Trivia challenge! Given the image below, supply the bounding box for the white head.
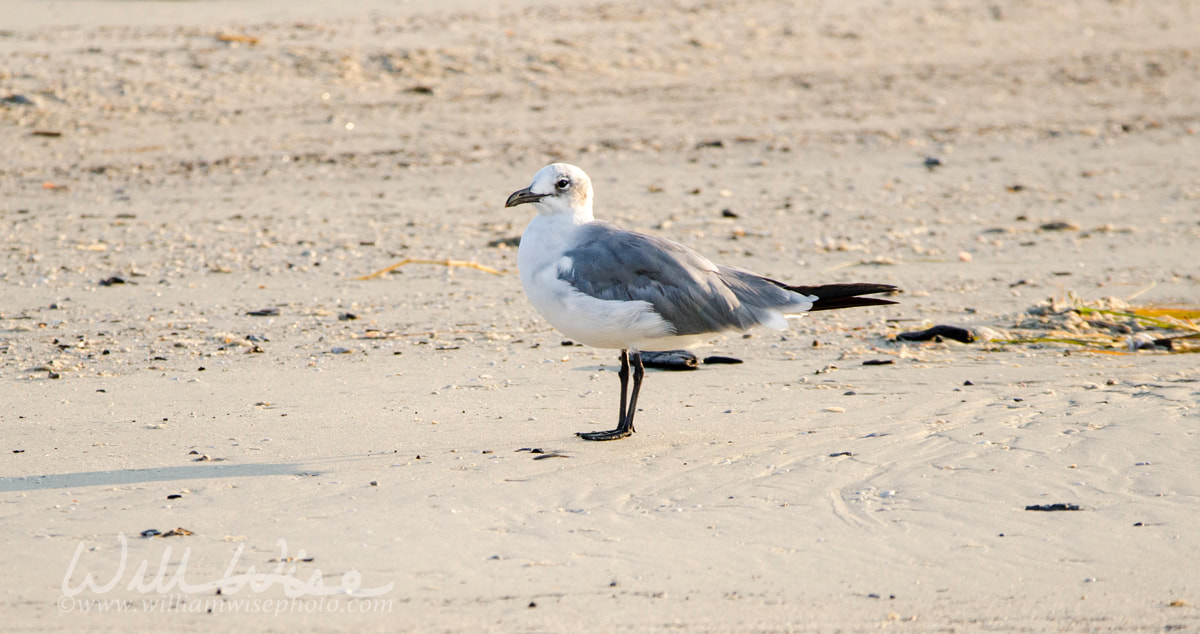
[505,163,594,221]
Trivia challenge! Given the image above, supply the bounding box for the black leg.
[617,349,629,425]
[624,351,644,433]
[577,349,639,441]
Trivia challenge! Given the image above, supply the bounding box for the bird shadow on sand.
[0,453,395,492]
[0,462,310,492]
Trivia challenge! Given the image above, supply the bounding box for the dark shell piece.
[640,350,699,370]
[896,325,976,343]
[703,355,744,365]
[1025,503,1082,512]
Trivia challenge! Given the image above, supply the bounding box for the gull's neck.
[537,203,594,227]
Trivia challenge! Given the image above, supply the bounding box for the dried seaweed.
[990,292,1200,354]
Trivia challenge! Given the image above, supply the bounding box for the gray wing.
[559,223,807,336]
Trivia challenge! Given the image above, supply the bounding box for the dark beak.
[505,187,545,208]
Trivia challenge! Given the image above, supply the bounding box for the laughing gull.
[506,163,899,441]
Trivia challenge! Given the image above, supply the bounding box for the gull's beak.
[505,187,545,208]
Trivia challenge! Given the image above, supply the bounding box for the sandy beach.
[2,0,1199,630]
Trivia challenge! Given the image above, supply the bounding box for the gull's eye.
[555,178,571,190]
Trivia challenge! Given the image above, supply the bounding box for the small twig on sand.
[356,258,505,280]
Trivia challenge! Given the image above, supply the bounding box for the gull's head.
[505,163,593,220]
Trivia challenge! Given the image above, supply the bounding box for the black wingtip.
[807,296,899,311]
[782,283,901,312]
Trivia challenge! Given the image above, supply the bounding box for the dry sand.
[2,0,1199,631]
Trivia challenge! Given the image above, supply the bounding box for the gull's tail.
[783,283,900,312]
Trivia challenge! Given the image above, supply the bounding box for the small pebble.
[2,93,36,106]
[1039,221,1080,231]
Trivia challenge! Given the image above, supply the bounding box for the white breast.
[518,216,673,350]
